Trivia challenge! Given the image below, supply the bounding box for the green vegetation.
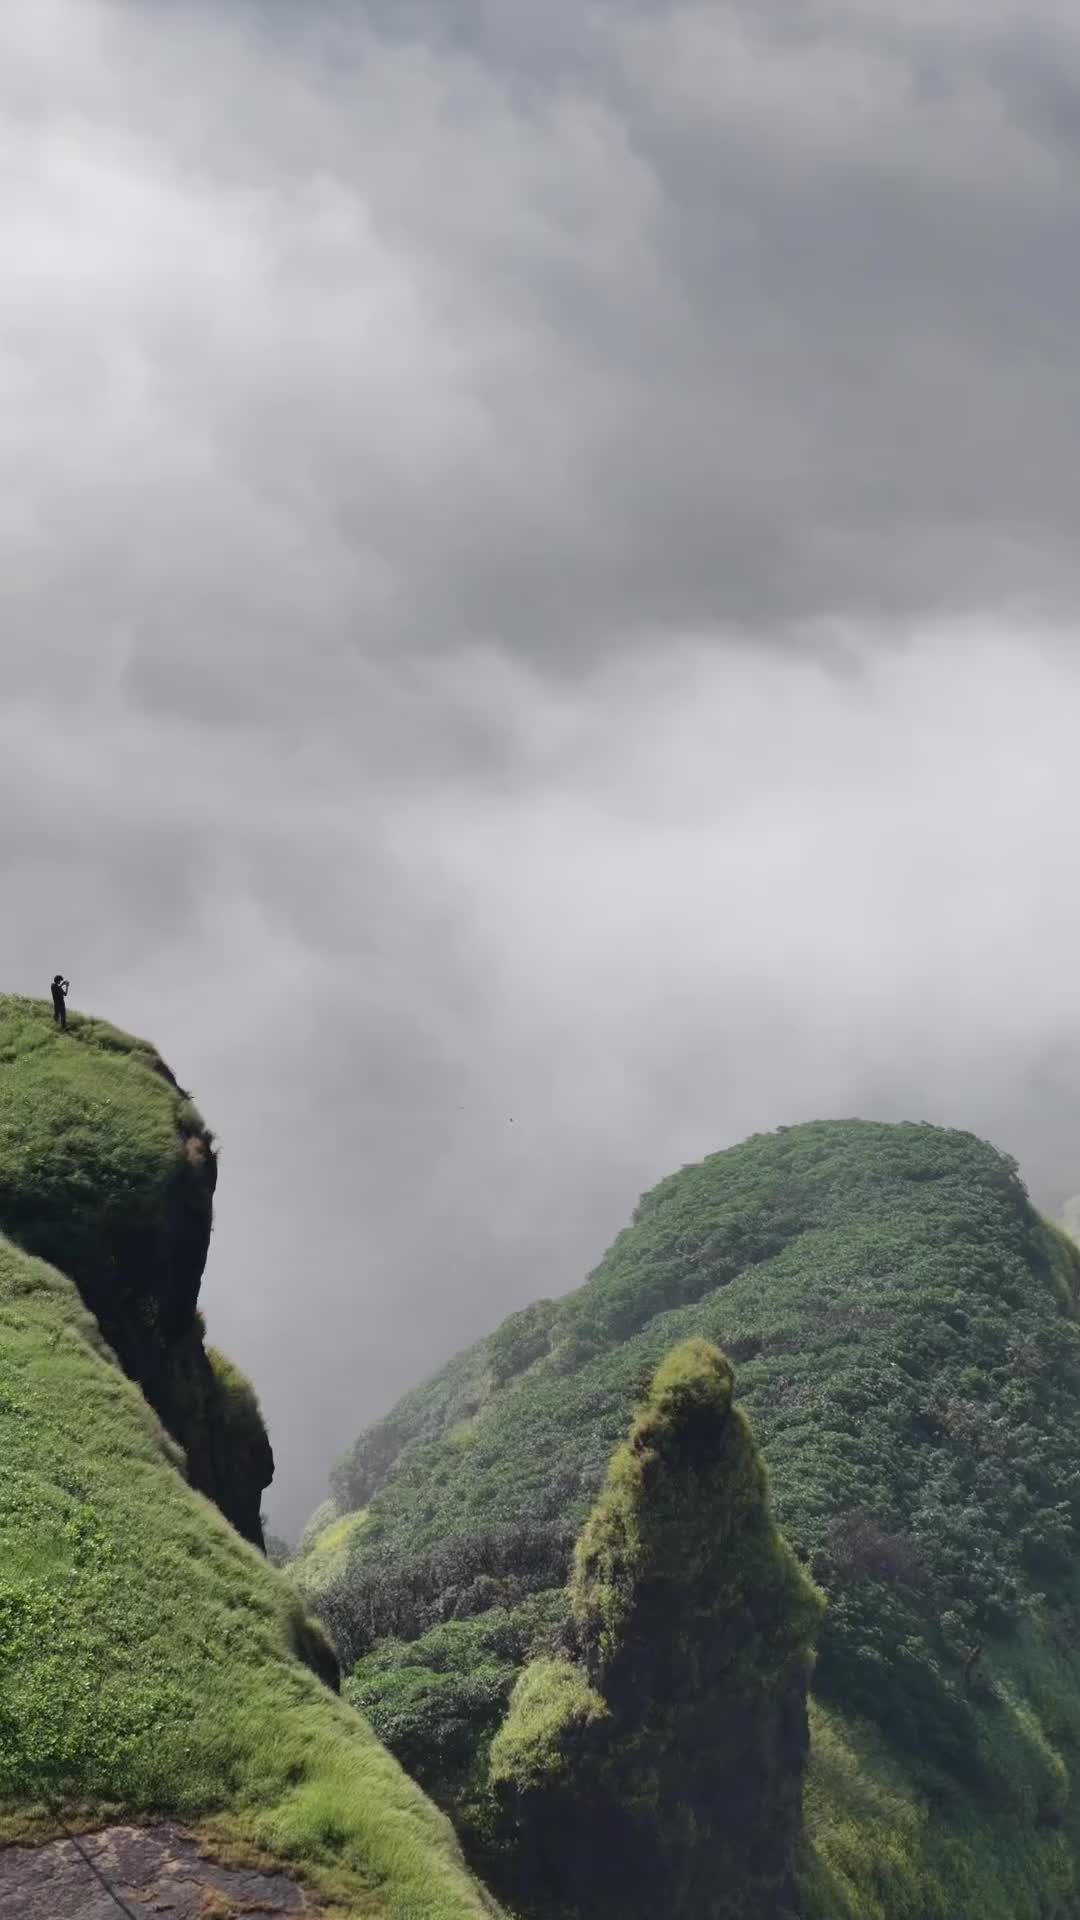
[15,982,1080,1916]
[202,1346,277,1546]
[298,1508,371,1597]
[0,995,503,1919]
[349,1596,570,1878]
[0,1240,500,1916]
[308,1120,1080,1917]
[349,1347,820,1919]
[0,996,205,1321]
[485,1341,822,1919]
[489,1660,608,1793]
[0,995,270,1543]
[206,1347,266,1455]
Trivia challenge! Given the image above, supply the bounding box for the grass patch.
[206,1348,268,1455]
[293,1511,371,1598]
[488,1660,608,1792]
[0,995,203,1287]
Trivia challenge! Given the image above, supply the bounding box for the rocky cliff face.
[0,996,272,1545]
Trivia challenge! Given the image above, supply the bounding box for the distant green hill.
[298,1120,1080,1919]
[0,997,502,1920]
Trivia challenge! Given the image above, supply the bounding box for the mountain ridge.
[298,1118,1080,1918]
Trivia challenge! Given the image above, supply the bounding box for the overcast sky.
[6,1,1080,1536]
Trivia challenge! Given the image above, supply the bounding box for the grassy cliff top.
[0,994,211,1305]
[0,992,201,1178]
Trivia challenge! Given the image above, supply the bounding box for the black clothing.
[51,979,68,1029]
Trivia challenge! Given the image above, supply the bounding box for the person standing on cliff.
[51,974,69,1030]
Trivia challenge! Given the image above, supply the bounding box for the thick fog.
[4,2,1080,1535]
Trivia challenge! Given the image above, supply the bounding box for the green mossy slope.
[309,1120,1080,1917]
[0,1241,501,1917]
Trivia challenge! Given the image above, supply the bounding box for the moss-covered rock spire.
[489,1338,824,1920]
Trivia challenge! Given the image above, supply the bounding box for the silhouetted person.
[51,975,69,1030]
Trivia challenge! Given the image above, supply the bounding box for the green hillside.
[0,996,503,1920]
[300,1120,1080,1918]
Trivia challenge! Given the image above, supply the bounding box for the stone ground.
[0,1823,323,1918]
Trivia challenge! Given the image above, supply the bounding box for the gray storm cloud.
[3,0,1080,1532]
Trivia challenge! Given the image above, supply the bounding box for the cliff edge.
[0,994,503,1920]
